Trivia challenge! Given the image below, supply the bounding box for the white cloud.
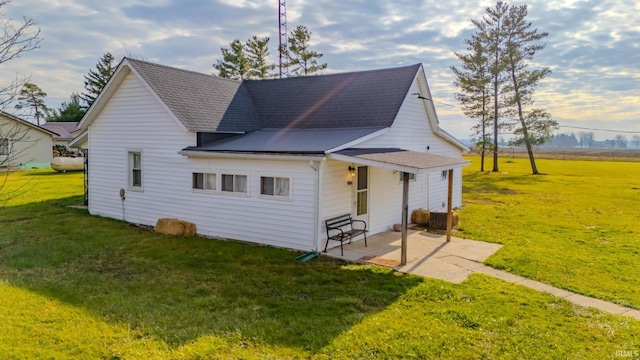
[0,0,637,139]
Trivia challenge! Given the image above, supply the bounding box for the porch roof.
[329,148,470,174]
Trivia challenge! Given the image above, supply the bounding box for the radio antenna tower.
[278,0,289,78]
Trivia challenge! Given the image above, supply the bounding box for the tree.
[81,52,115,108]
[501,4,557,174]
[46,93,85,122]
[578,131,595,148]
[285,25,327,76]
[245,36,275,79]
[615,135,627,148]
[0,0,42,110]
[631,135,640,149]
[213,39,251,80]
[15,82,49,125]
[452,35,493,171]
[471,2,509,172]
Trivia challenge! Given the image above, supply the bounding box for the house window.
[399,172,416,182]
[221,174,247,194]
[193,173,216,191]
[260,176,290,199]
[129,151,142,188]
[441,170,448,181]
[0,138,9,156]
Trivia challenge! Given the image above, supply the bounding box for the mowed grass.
[1,169,640,358]
[460,156,640,308]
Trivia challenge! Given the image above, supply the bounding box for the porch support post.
[446,168,453,242]
[401,172,409,265]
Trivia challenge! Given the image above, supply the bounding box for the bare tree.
[631,135,640,149]
[0,0,42,110]
[0,0,42,204]
[578,131,595,148]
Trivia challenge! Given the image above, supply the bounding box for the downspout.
[309,160,321,252]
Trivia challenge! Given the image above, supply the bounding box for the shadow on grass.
[0,197,423,352]
[462,171,549,195]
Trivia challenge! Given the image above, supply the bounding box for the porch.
[324,229,503,283]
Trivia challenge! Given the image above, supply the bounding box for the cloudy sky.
[1,0,638,140]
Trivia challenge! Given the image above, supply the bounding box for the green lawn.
[460,156,640,308]
[1,168,639,358]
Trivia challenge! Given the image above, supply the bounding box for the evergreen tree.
[81,52,115,108]
[502,4,557,174]
[46,93,85,122]
[471,1,509,172]
[286,25,327,76]
[245,36,276,79]
[15,82,49,125]
[213,39,251,80]
[451,35,492,171]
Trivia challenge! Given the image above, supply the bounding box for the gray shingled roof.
[126,58,420,132]
[244,64,420,129]
[126,58,261,132]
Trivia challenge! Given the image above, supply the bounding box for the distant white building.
[0,111,54,169]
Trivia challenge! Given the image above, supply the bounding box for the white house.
[71,58,469,252]
[0,111,54,169]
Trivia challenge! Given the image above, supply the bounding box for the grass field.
[460,156,640,308]
[1,168,640,358]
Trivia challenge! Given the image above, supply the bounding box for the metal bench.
[324,214,367,256]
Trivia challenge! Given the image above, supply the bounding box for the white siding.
[318,159,428,250]
[88,72,317,251]
[0,115,52,168]
[353,72,464,209]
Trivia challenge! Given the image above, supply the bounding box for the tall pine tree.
[15,82,49,125]
[451,34,492,171]
[81,52,115,108]
[213,39,251,80]
[471,2,509,172]
[502,4,557,174]
[286,25,327,76]
[245,36,275,79]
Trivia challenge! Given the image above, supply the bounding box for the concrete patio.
[324,229,640,320]
[325,229,503,283]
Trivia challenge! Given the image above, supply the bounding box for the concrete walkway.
[325,229,640,320]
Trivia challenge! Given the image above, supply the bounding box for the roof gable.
[0,111,56,137]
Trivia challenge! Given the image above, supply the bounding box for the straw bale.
[411,209,430,225]
[155,218,197,237]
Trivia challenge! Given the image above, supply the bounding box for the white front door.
[353,165,369,224]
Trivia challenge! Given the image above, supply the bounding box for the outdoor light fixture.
[348,166,356,177]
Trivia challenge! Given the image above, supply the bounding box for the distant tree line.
[541,132,640,149]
